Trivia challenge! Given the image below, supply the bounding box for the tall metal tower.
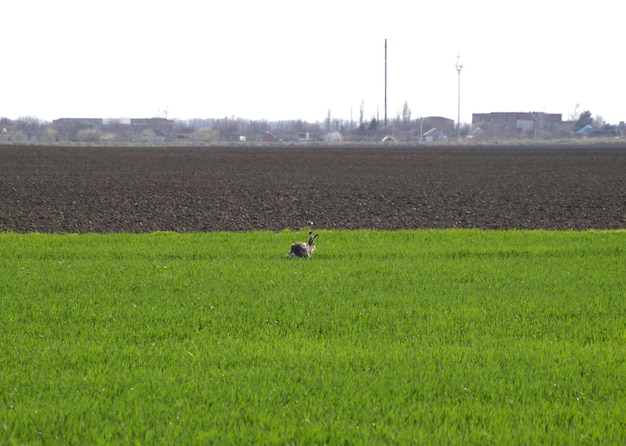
[455,54,463,139]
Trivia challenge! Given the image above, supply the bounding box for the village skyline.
[2,1,624,128]
[2,108,622,144]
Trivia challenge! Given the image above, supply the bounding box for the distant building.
[52,118,103,127]
[421,116,455,134]
[472,112,565,138]
[412,116,454,142]
[298,132,312,142]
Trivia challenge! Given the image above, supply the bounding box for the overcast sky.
[2,0,624,125]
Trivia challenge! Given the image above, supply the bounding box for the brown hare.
[287,231,318,259]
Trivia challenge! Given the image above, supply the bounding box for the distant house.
[576,124,595,135]
[422,127,448,142]
[262,131,276,142]
[468,127,485,139]
[576,124,621,137]
[324,131,343,142]
[298,132,312,142]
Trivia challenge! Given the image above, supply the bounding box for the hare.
[288,231,318,258]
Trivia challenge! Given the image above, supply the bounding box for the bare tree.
[595,115,606,128]
[568,103,580,122]
[359,99,365,128]
[16,116,43,140]
[326,109,332,133]
[402,101,411,123]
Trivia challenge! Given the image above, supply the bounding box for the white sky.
[2,0,624,124]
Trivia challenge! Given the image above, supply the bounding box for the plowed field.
[1,144,624,232]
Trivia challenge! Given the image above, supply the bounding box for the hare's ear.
[313,234,318,241]
[308,231,314,243]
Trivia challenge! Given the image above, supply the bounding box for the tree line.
[0,103,440,143]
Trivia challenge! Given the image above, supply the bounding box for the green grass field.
[1,229,624,444]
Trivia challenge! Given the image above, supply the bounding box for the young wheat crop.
[0,230,624,444]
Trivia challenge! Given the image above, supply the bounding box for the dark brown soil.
[1,144,624,232]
